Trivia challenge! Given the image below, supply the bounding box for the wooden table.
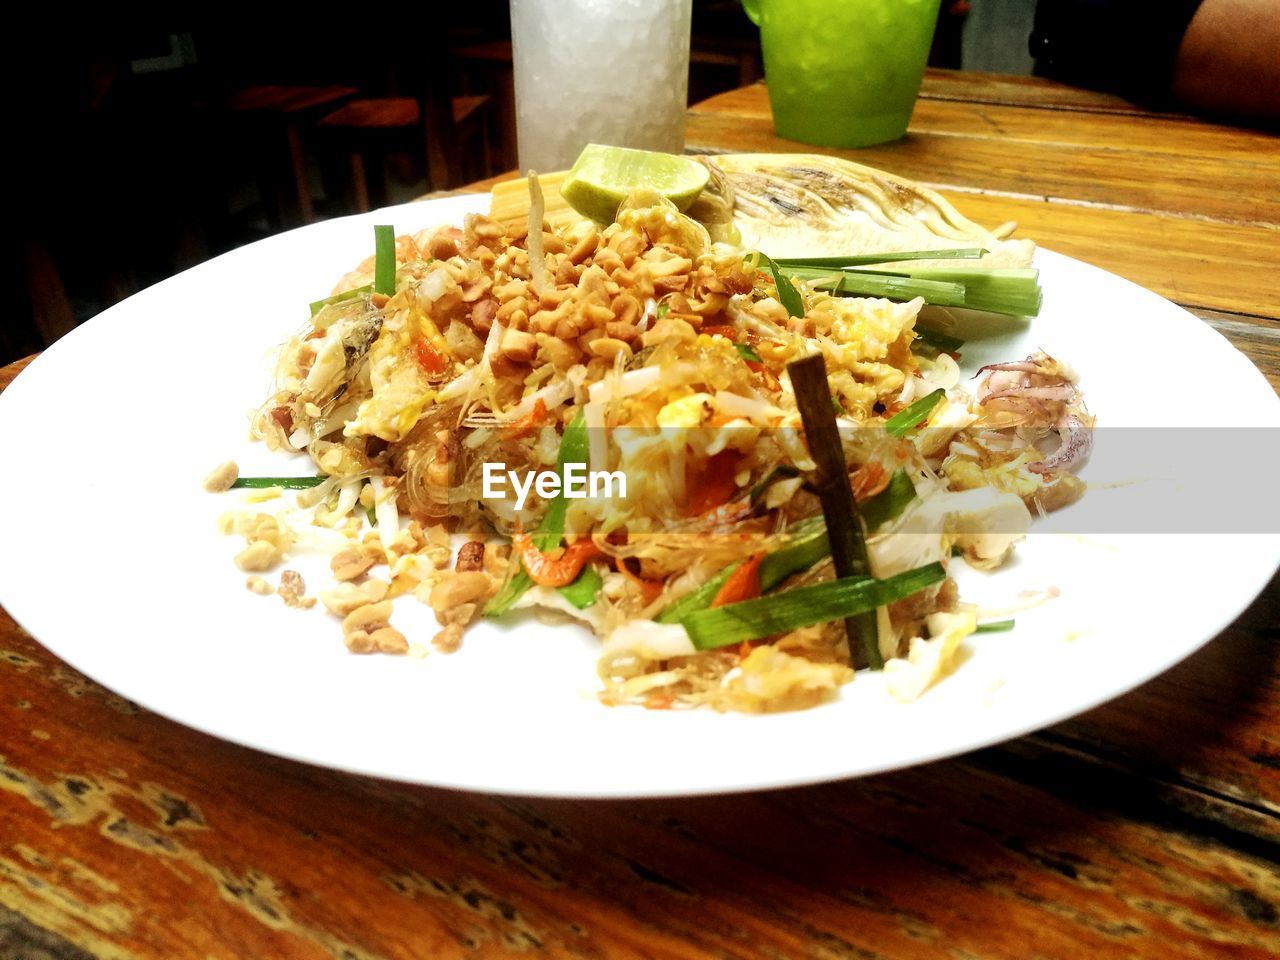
[3,70,1278,959]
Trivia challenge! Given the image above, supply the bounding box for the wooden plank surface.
[916,69,1186,115]
[1195,310,1280,393]
[706,81,1280,169]
[0,355,33,392]
[2,619,1278,960]
[4,69,1280,959]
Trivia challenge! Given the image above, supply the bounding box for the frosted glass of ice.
[511,0,693,173]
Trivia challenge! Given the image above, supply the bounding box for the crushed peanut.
[428,572,494,623]
[234,540,281,572]
[320,579,390,616]
[455,541,485,572]
[331,549,377,582]
[342,601,392,635]
[432,623,464,653]
[369,627,409,654]
[203,460,239,493]
[484,543,512,578]
[388,520,428,558]
[344,631,375,653]
[277,570,315,609]
[340,601,401,655]
[245,576,273,596]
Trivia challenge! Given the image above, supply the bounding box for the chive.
[757,525,828,591]
[885,389,944,438]
[754,252,805,318]
[974,618,1015,634]
[656,302,670,319]
[485,411,589,616]
[558,565,604,609]
[789,354,880,668]
[533,412,588,553]
[851,265,1043,317]
[785,262,1042,318]
[373,224,396,297]
[484,568,529,616]
[858,469,917,531]
[231,476,327,490]
[913,326,965,354]
[681,563,945,650]
[832,395,845,414]
[365,503,377,526]
[735,342,763,363]
[776,248,986,268]
[655,565,737,624]
[309,284,372,317]
[789,266,968,306]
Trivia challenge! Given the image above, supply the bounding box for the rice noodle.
[507,379,575,420]
[714,390,783,423]
[439,319,505,410]
[526,172,550,294]
[370,476,400,560]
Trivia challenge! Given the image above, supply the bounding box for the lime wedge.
[559,144,710,224]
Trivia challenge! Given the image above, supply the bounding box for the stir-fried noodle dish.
[208,150,1093,713]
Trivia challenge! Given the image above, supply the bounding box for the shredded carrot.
[415,339,446,376]
[851,461,890,501]
[644,693,674,710]
[712,551,765,607]
[617,558,664,605]
[501,398,549,441]
[701,324,739,341]
[686,450,742,516]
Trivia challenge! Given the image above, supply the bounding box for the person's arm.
[1030,0,1280,121]
[1172,0,1280,119]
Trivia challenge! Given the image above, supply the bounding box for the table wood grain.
[3,70,1278,959]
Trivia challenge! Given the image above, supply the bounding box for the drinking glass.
[742,0,941,148]
[511,0,693,173]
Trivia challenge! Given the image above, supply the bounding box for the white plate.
[2,195,1278,798]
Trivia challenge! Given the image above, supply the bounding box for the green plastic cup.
[742,0,941,148]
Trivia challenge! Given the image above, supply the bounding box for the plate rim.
[2,194,1278,798]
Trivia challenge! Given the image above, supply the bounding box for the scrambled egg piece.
[720,646,853,713]
[884,611,977,702]
[812,296,922,417]
[345,311,436,442]
[657,392,713,429]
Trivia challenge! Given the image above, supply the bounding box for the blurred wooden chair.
[223,84,358,225]
[316,89,493,211]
